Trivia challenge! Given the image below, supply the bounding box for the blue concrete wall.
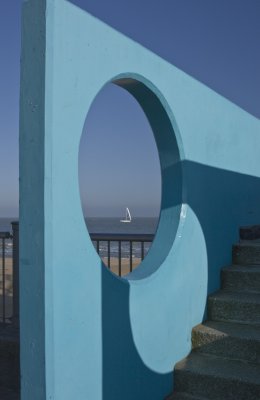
[19,1,260,399]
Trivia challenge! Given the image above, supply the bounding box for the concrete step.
[208,290,260,325]
[167,392,208,400]
[232,243,260,265]
[221,265,260,293]
[174,352,260,400]
[240,225,260,241]
[192,321,260,363]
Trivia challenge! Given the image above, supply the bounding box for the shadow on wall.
[102,266,172,400]
[183,160,260,294]
[101,161,260,400]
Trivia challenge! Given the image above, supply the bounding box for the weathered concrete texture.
[0,356,19,391]
[221,265,260,293]
[192,321,260,363]
[0,325,20,396]
[167,392,207,400]
[0,387,19,400]
[208,290,260,325]
[232,243,260,265]
[0,326,19,359]
[240,225,260,240]
[174,353,260,400]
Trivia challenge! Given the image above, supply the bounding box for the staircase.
[168,226,260,400]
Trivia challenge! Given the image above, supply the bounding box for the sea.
[0,217,158,259]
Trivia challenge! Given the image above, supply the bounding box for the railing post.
[12,221,19,327]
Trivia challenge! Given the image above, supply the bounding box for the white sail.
[126,207,131,221]
[120,207,132,223]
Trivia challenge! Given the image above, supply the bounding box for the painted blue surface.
[19,1,260,399]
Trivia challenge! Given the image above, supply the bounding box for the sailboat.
[120,207,132,223]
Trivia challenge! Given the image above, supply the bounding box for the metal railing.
[0,222,19,326]
[91,233,154,276]
[0,231,12,325]
[0,223,154,324]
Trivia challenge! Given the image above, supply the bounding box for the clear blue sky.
[0,0,259,217]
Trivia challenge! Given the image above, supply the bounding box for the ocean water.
[86,217,158,258]
[86,217,158,235]
[0,217,159,259]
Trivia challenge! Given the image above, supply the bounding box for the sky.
[0,0,259,217]
[79,83,161,217]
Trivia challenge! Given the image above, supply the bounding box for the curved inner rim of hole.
[79,77,182,279]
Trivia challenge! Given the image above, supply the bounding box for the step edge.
[192,323,260,340]
[222,267,260,273]
[167,392,209,400]
[208,290,260,302]
[175,353,260,384]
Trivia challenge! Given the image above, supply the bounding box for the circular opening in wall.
[79,76,182,279]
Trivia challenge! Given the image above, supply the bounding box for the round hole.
[79,76,182,279]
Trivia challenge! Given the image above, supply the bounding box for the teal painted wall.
[19,1,260,399]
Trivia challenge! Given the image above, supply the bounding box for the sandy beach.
[102,256,141,276]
